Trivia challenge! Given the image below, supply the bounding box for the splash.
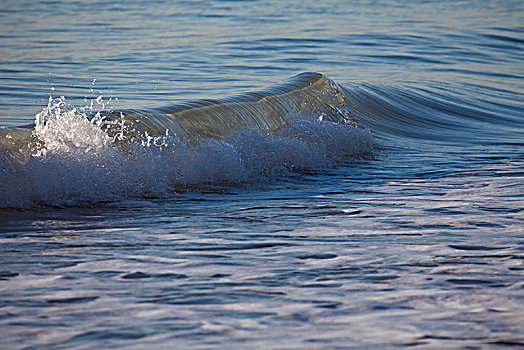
[0,74,374,208]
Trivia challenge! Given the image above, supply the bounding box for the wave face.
[0,73,374,208]
[100,72,357,142]
[341,83,523,147]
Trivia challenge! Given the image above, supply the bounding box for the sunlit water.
[1,0,523,349]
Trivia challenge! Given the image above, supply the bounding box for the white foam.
[0,97,374,208]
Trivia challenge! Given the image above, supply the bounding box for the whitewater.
[1,73,374,207]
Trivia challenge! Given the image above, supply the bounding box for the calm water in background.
[1,0,523,349]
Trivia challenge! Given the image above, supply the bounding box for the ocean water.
[1,0,523,348]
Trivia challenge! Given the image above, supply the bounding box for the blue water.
[1,0,523,348]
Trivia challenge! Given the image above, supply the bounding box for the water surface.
[1,0,523,348]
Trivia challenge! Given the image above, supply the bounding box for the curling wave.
[0,73,374,208]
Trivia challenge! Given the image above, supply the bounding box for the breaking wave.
[0,73,374,208]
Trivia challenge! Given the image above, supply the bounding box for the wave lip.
[0,73,374,208]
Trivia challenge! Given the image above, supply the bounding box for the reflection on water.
[1,158,523,348]
[0,0,523,348]
[1,0,522,126]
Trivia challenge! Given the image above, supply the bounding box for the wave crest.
[0,74,374,208]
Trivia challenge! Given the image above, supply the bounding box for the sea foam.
[0,96,374,208]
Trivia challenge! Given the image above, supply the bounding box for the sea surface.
[1,0,523,348]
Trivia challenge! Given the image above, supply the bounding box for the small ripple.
[449,245,507,251]
[446,278,504,286]
[486,340,524,346]
[68,330,147,342]
[0,272,18,280]
[47,296,98,304]
[121,272,187,280]
[295,253,337,260]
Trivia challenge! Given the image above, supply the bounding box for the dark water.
[1,0,523,348]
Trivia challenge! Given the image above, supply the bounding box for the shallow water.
[1,0,523,349]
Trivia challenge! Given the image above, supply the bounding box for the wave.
[0,73,374,208]
[100,72,358,142]
[342,82,523,145]
[3,71,519,208]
